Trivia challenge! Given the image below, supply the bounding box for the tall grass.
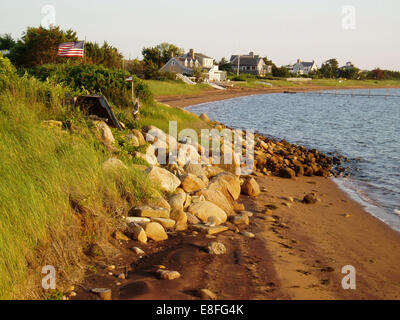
[0,77,156,299]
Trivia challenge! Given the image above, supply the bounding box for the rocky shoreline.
[70,111,351,300]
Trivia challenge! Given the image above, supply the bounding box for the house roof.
[182,52,212,60]
[300,61,315,67]
[230,55,263,66]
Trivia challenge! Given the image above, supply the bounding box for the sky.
[1,0,399,70]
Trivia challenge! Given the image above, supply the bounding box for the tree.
[142,42,184,69]
[218,57,232,73]
[85,41,123,69]
[370,68,384,80]
[0,34,16,50]
[272,65,289,78]
[9,26,78,68]
[319,58,339,78]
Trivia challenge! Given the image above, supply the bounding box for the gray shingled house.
[230,52,270,76]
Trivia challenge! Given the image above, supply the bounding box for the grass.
[145,79,210,96]
[0,78,158,299]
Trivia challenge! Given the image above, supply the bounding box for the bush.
[25,63,153,107]
[0,53,17,91]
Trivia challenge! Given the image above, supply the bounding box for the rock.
[265,216,276,222]
[151,197,171,211]
[94,121,115,146]
[130,224,147,243]
[240,211,253,217]
[132,129,146,146]
[264,209,273,216]
[151,217,176,229]
[156,270,181,280]
[204,166,225,179]
[126,134,140,147]
[190,224,229,235]
[168,193,187,211]
[303,193,318,204]
[125,217,151,225]
[282,202,292,208]
[186,212,200,225]
[199,113,211,122]
[184,163,208,184]
[230,213,250,226]
[91,288,112,300]
[134,149,159,166]
[170,209,188,231]
[146,166,181,193]
[197,289,217,300]
[208,173,241,202]
[132,247,145,255]
[241,177,261,197]
[177,144,201,167]
[240,231,255,238]
[207,242,226,255]
[129,205,170,219]
[205,216,222,227]
[107,265,116,271]
[103,158,127,171]
[279,167,296,179]
[282,196,294,202]
[118,273,126,280]
[114,231,130,241]
[233,203,245,211]
[144,222,168,241]
[196,189,235,216]
[180,173,207,193]
[188,201,227,225]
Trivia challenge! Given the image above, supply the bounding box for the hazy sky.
[1,0,399,70]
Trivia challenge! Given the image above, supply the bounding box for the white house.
[160,49,227,82]
[290,59,318,75]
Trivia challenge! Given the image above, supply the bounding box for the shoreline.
[153,87,400,299]
[155,84,400,108]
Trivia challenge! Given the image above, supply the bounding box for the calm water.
[187,89,400,232]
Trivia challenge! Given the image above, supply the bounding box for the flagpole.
[83,36,86,64]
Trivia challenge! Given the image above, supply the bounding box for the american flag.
[57,41,85,57]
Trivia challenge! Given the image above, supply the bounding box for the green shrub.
[0,53,17,91]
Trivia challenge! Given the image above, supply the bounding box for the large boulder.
[168,192,190,211]
[279,167,296,179]
[180,173,207,193]
[146,166,181,193]
[170,208,188,231]
[132,129,146,146]
[208,173,241,202]
[134,150,159,166]
[241,177,260,197]
[129,224,147,243]
[199,113,210,122]
[184,163,209,184]
[129,205,170,219]
[94,121,115,147]
[195,189,235,216]
[143,222,168,241]
[188,201,227,225]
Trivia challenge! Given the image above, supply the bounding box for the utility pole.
[237,55,240,76]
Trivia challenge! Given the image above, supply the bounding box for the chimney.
[297,59,302,63]
[249,51,254,57]
[171,51,174,58]
[189,49,195,60]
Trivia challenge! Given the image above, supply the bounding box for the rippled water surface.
[187,89,400,232]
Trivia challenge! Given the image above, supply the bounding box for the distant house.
[290,59,318,75]
[230,52,270,76]
[341,61,355,70]
[160,49,227,82]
